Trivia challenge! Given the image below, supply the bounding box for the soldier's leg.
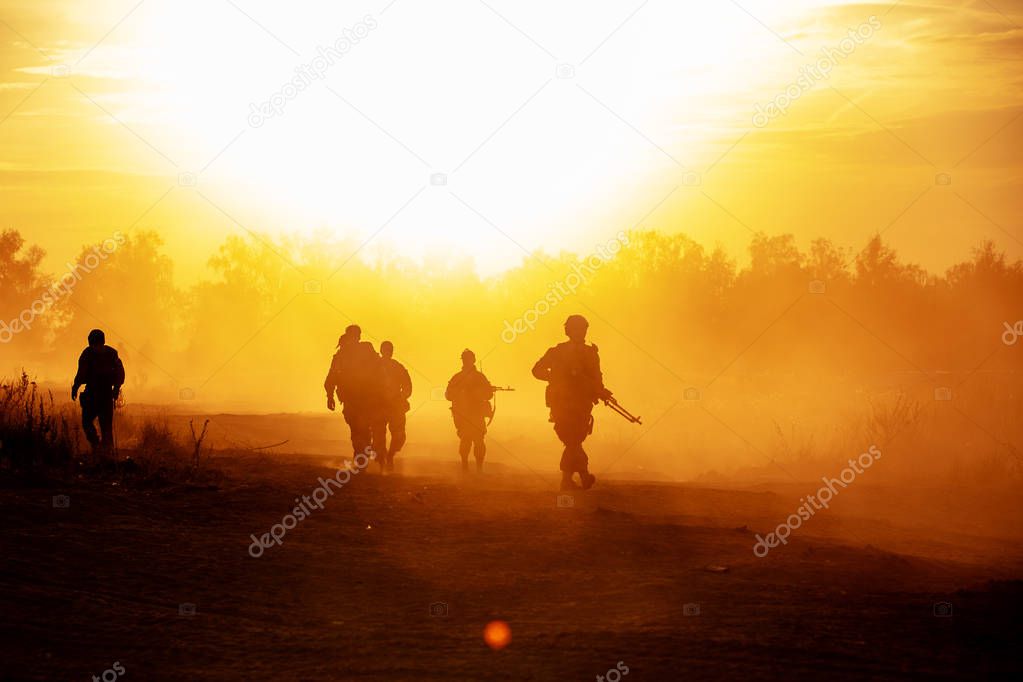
[389,410,407,455]
[378,416,391,470]
[474,439,486,471]
[554,420,584,472]
[370,418,384,455]
[454,415,470,470]
[452,413,468,472]
[345,406,371,457]
[575,413,593,473]
[578,453,594,484]
[356,416,373,459]
[552,412,571,471]
[557,409,594,488]
[98,397,115,453]
[576,411,596,489]
[342,407,355,450]
[80,397,100,451]
[370,416,387,470]
[342,409,356,454]
[385,410,405,473]
[377,415,390,454]
[473,417,486,471]
[553,414,578,488]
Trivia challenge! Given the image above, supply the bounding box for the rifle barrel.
[604,398,642,424]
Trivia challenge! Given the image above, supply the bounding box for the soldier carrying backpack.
[71,329,125,456]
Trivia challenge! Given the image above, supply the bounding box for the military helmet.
[564,315,589,334]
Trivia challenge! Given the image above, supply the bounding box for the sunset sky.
[1,0,1021,278]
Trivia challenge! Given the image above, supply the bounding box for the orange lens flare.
[483,620,511,650]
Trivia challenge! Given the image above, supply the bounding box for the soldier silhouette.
[324,325,381,459]
[445,349,494,472]
[375,340,412,472]
[71,329,125,456]
[532,314,611,490]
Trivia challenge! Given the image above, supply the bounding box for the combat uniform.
[73,344,125,453]
[532,340,607,479]
[445,366,494,470]
[378,356,412,467]
[325,340,380,457]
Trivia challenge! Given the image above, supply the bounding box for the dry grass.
[1,372,220,486]
[0,372,78,471]
[111,415,221,487]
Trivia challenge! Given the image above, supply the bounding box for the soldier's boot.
[386,449,396,473]
[573,444,595,489]
[560,472,580,491]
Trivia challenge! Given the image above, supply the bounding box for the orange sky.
[1,0,1021,278]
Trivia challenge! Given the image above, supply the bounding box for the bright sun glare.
[78,0,815,272]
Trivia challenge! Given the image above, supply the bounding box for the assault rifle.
[602,395,642,425]
[487,386,514,425]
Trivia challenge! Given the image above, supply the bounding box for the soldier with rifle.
[532,314,641,491]
[445,349,499,473]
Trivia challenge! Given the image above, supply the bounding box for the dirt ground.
[1,453,1021,681]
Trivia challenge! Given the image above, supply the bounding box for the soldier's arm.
[531,348,554,381]
[400,365,412,399]
[72,349,87,398]
[591,346,612,400]
[111,351,125,398]
[478,373,495,399]
[444,374,458,401]
[323,354,340,396]
[113,352,125,387]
